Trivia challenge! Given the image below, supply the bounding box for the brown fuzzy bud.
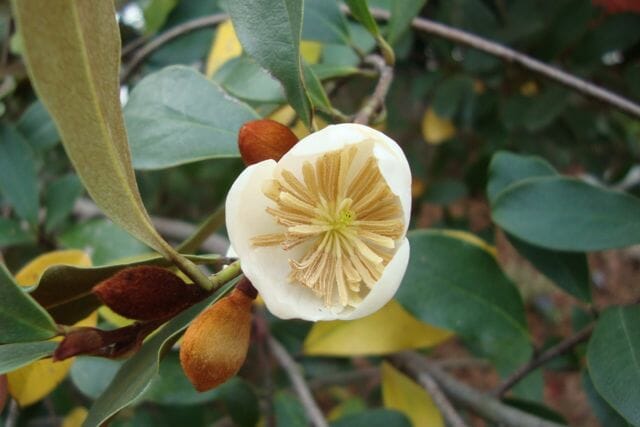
[0,375,7,414]
[180,286,255,391]
[93,266,209,321]
[238,119,299,165]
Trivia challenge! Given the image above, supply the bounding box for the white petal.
[340,238,410,320]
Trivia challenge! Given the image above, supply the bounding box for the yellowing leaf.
[205,20,243,77]
[440,230,497,258]
[8,250,96,406]
[61,407,88,427]
[422,108,455,145]
[382,362,444,427]
[15,250,91,286]
[300,40,322,64]
[303,300,452,356]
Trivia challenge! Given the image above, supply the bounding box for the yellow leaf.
[61,407,88,427]
[15,250,91,286]
[440,230,497,258]
[300,40,322,64]
[382,362,444,427]
[303,300,452,356]
[8,250,96,407]
[205,20,242,77]
[422,108,455,145]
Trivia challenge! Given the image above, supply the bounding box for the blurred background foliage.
[1,0,640,426]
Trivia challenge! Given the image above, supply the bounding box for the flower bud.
[93,266,209,321]
[180,282,255,391]
[238,119,299,165]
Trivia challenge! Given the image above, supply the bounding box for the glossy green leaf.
[0,125,39,225]
[0,218,35,248]
[213,56,285,104]
[143,0,178,35]
[387,0,426,46]
[59,219,148,266]
[70,357,122,400]
[303,0,351,44]
[13,0,184,263]
[397,230,532,374]
[582,370,632,427]
[0,341,57,374]
[144,351,219,405]
[0,264,57,344]
[587,306,640,426]
[274,391,307,427]
[488,152,591,302]
[331,409,412,427]
[83,279,236,427]
[125,65,259,170]
[27,253,222,325]
[44,174,84,232]
[492,176,640,251]
[16,101,59,151]
[223,0,313,127]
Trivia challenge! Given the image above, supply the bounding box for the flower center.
[251,145,404,309]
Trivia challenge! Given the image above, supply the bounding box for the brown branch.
[393,352,566,427]
[120,13,227,82]
[364,7,640,120]
[494,323,594,398]
[267,337,328,427]
[390,355,469,427]
[353,55,394,125]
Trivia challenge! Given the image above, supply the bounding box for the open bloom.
[226,123,411,320]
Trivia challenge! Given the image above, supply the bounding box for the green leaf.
[143,0,178,35]
[125,65,259,170]
[331,409,412,427]
[13,0,187,265]
[224,0,313,128]
[59,219,148,266]
[587,305,640,426]
[216,378,260,427]
[345,0,381,37]
[44,174,84,232]
[70,357,122,400]
[84,279,237,427]
[302,62,332,111]
[213,56,285,104]
[387,0,426,46]
[397,230,532,374]
[582,370,632,427]
[303,0,351,44]
[274,391,307,427]
[488,152,591,302]
[0,218,35,248]
[523,87,569,132]
[27,253,222,325]
[0,125,39,225]
[311,64,361,80]
[16,101,59,151]
[0,341,57,374]
[0,264,57,344]
[432,75,474,119]
[144,351,219,405]
[502,398,567,424]
[492,176,640,251]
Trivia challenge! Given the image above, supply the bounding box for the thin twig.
[5,399,19,427]
[353,54,393,125]
[393,352,566,427]
[120,13,228,82]
[267,337,328,427]
[363,7,640,119]
[494,323,594,398]
[391,355,469,427]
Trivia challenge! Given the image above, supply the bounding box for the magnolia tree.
[1,0,639,426]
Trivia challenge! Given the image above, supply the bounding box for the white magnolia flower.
[226,123,411,321]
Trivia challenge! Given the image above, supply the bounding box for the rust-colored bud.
[93,266,209,321]
[238,119,299,165]
[180,283,255,391]
[0,375,7,414]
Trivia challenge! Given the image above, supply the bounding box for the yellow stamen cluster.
[252,145,404,308]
